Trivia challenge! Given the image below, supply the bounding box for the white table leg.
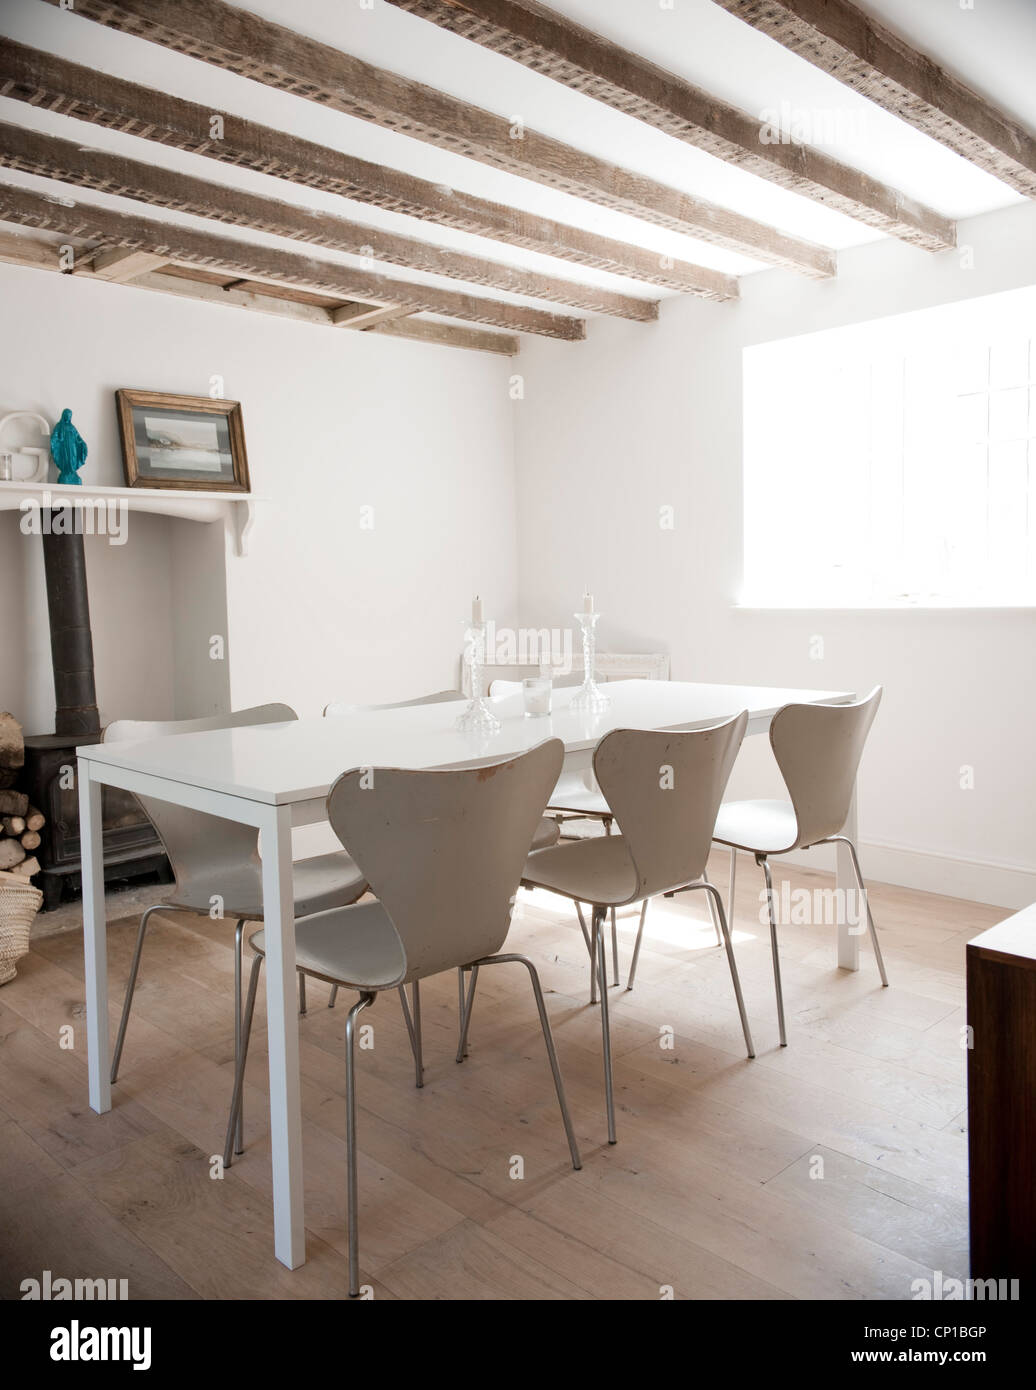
[79,759,111,1114]
[837,783,862,972]
[260,802,306,1269]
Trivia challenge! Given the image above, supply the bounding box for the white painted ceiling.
[0,0,1032,322]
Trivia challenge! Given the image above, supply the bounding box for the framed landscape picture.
[116,390,250,492]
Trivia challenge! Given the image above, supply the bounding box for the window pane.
[742,286,1036,607]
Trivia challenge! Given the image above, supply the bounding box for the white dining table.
[77,679,861,1269]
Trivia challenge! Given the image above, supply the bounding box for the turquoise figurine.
[50,408,87,486]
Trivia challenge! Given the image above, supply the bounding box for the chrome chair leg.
[574,900,602,1000]
[698,881,755,1059]
[574,901,591,954]
[397,982,423,1087]
[233,918,246,1153]
[588,907,599,1005]
[595,906,617,1144]
[603,816,615,984]
[412,980,423,1086]
[455,965,467,1056]
[822,835,889,987]
[224,951,263,1169]
[701,869,723,945]
[345,992,377,1299]
[328,984,339,1009]
[110,902,182,1084]
[757,854,787,1046]
[727,847,737,930]
[455,964,480,1063]
[468,953,582,1171]
[626,899,649,990]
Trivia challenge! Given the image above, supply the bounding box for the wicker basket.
[0,878,42,984]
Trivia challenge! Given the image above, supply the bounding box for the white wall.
[514,200,1036,909]
[0,264,518,732]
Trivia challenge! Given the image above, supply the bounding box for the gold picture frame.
[116,389,250,493]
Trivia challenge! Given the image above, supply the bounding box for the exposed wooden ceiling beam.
[0,122,656,321]
[370,316,518,355]
[0,226,66,270]
[0,182,584,338]
[90,246,168,281]
[42,0,835,277]
[712,0,1036,198]
[0,40,734,300]
[387,0,955,253]
[330,302,416,328]
[123,269,339,327]
[0,227,518,353]
[132,271,518,352]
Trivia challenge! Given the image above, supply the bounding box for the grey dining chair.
[490,677,726,996]
[706,687,889,1047]
[513,712,754,1144]
[225,739,580,1297]
[103,704,367,1161]
[491,676,624,992]
[323,687,561,1063]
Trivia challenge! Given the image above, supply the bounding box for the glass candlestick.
[456,620,501,735]
[569,611,610,712]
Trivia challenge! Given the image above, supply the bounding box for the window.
[741,285,1036,607]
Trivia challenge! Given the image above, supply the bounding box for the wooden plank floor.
[0,848,1000,1300]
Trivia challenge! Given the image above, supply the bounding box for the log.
[0,838,27,870]
[12,855,40,878]
[0,789,28,817]
[20,830,41,851]
[2,815,26,837]
[0,712,24,777]
[25,806,45,832]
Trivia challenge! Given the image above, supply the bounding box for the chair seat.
[169,850,367,920]
[522,834,639,906]
[251,900,406,991]
[713,799,800,855]
[531,817,561,851]
[546,786,611,818]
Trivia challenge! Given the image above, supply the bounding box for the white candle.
[471,594,484,625]
[582,589,594,613]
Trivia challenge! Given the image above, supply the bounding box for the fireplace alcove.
[1,483,252,908]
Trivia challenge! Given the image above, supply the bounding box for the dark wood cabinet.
[967,907,1036,1285]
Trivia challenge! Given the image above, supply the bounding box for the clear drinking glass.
[523,676,553,717]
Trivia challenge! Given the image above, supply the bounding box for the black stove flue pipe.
[40,509,100,737]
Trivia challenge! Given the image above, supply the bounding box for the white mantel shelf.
[0,480,256,555]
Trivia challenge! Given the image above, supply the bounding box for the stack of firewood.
[0,713,43,883]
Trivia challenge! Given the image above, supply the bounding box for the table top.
[967,903,1036,970]
[78,680,852,806]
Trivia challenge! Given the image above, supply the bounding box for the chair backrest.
[769,687,882,849]
[489,679,522,699]
[327,739,564,982]
[103,704,297,894]
[324,690,464,717]
[593,711,748,898]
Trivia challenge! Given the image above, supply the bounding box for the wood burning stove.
[22,733,170,911]
[25,508,168,910]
